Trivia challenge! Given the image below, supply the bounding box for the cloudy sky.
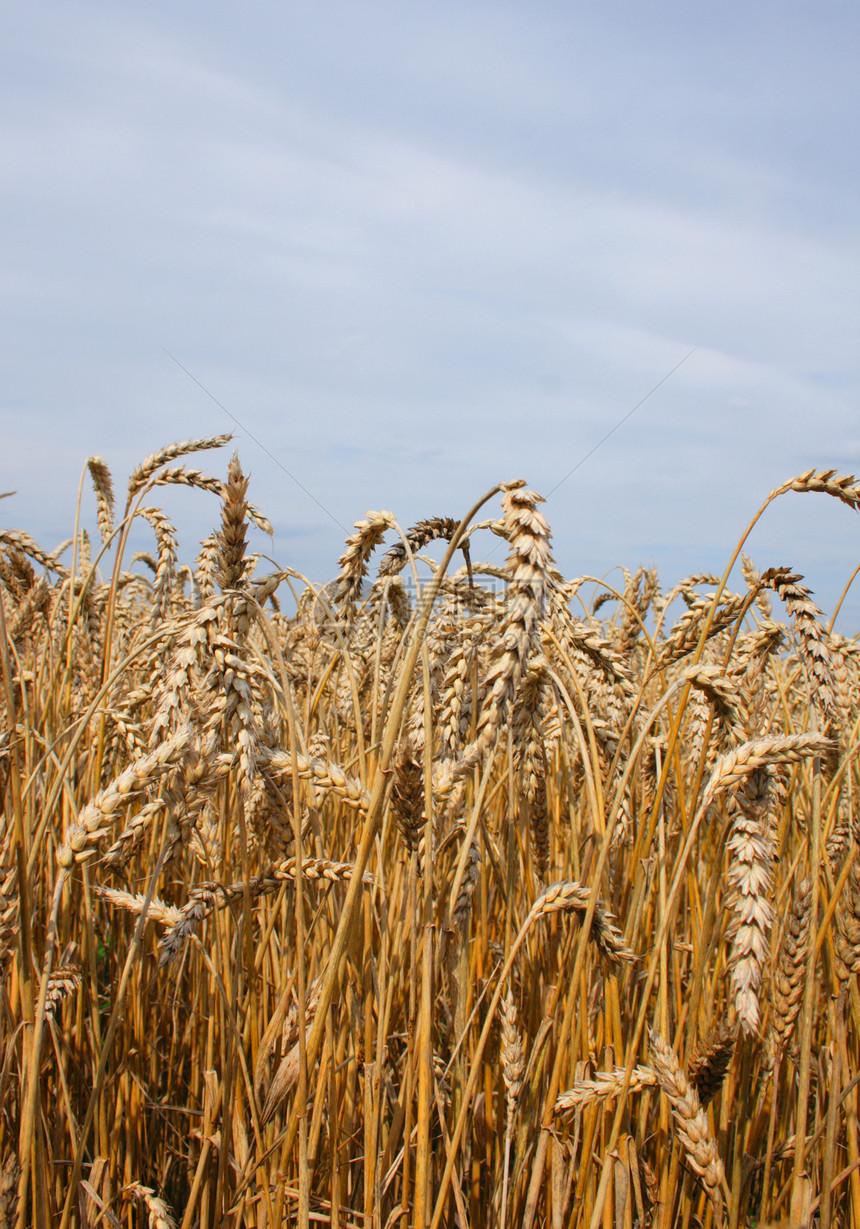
[2,2,859,625]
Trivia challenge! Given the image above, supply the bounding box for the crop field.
[2,436,860,1228]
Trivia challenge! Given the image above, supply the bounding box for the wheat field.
[2,437,860,1228]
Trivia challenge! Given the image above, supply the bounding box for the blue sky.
[2,2,859,625]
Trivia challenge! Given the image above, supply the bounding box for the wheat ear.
[86,456,115,544]
[335,510,396,617]
[772,467,860,509]
[524,881,636,966]
[127,434,232,500]
[725,768,776,1035]
[687,1021,736,1107]
[56,726,191,867]
[835,859,860,981]
[158,856,372,964]
[378,516,460,576]
[124,1183,177,1229]
[701,732,832,814]
[771,877,812,1053]
[554,1066,659,1114]
[760,567,839,724]
[649,1028,726,1223]
[216,452,250,593]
